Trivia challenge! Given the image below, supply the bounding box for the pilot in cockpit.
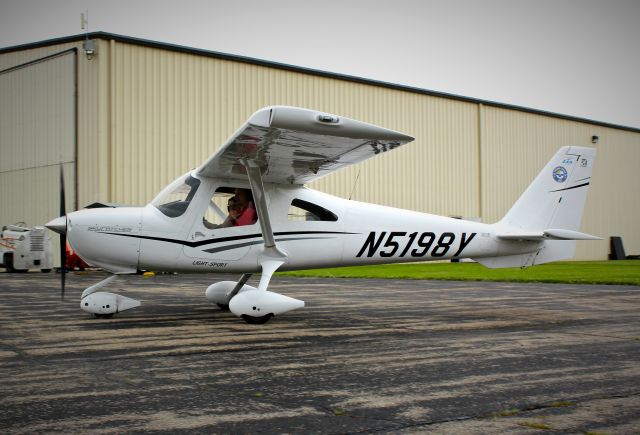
[205,189,258,229]
[229,189,257,226]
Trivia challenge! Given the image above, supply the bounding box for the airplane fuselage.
[66,173,540,275]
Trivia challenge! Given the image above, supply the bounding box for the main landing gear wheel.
[216,303,230,311]
[241,313,274,325]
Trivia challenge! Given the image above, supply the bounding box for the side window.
[203,187,258,229]
[288,199,338,222]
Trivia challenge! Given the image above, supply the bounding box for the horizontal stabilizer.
[497,228,601,241]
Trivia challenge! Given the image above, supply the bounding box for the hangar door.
[0,50,76,268]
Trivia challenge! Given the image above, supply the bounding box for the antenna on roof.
[80,10,96,60]
[80,10,89,33]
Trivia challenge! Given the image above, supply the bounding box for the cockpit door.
[182,224,260,261]
[182,184,262,261]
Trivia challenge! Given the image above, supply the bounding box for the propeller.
[59,165,66,299]
[46,165,68,299]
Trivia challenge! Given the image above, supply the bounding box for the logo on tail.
[552,166,568,183]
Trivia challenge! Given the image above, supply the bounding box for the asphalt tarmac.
[0,271,639,434]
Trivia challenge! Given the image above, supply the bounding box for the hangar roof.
[1,31,638,134]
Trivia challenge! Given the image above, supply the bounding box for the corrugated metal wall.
[0,50,76,266]
[2,36,639,263]
[581,127,640,259]
[107,41,480,219]
[0,41,108,267]
[0,40,107,215]
[480,106,640,260]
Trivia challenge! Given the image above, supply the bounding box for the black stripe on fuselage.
[202,236,335,254]
[100,230,357,248]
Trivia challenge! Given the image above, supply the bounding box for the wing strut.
[242,159,287,292]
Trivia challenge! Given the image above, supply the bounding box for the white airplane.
[46,106,599,324]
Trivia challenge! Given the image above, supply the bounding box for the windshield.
[152,174,201,218]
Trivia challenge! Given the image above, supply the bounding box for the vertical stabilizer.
[498,146,596,232]
[477,146,597,268]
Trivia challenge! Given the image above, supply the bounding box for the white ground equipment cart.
[1,223,53,272]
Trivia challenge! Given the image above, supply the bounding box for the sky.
[1,0,639,129]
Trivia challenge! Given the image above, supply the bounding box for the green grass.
[277,260,640,286]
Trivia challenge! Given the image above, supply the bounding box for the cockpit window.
[153,175,201,218]
[202,187,258,229]
[288,199,338,222]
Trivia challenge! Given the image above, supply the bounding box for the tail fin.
[476,146,598,268]
[499,146,596,232]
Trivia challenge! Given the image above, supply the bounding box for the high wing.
[196,106,414,184]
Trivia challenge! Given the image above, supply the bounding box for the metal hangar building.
[1,32,638,262]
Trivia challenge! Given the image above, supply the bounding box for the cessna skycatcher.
[46,106,599,324]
